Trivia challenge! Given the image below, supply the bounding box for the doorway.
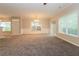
[50,21,56,36]
[11,19,20,35]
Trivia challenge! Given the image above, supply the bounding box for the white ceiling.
[0,3,71,19]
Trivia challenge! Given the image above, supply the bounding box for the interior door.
[11,19,20,35]
[50,21,56,36]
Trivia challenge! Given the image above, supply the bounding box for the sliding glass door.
[59,12,79,37]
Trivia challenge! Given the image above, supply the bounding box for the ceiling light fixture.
[43,3,47,5]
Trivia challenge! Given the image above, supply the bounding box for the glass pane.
[59,12,78,36]
[67,13,78,35]
[1,22,11,32]
[59,16,67,33]
[32,20,41,31]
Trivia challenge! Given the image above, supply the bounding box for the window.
[59,12,79,36]
[59,16,67,33]
[32,20,41,31]
[0,22,11,32]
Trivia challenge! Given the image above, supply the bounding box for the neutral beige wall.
[0,16,50,35]
[20,17,50,34]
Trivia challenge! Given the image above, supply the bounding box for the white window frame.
[31,20,41,31]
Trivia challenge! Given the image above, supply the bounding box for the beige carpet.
[0,34,79,56]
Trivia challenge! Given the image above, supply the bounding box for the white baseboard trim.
[56,35,79,47]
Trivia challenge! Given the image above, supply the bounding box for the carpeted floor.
[0,34,79,56]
